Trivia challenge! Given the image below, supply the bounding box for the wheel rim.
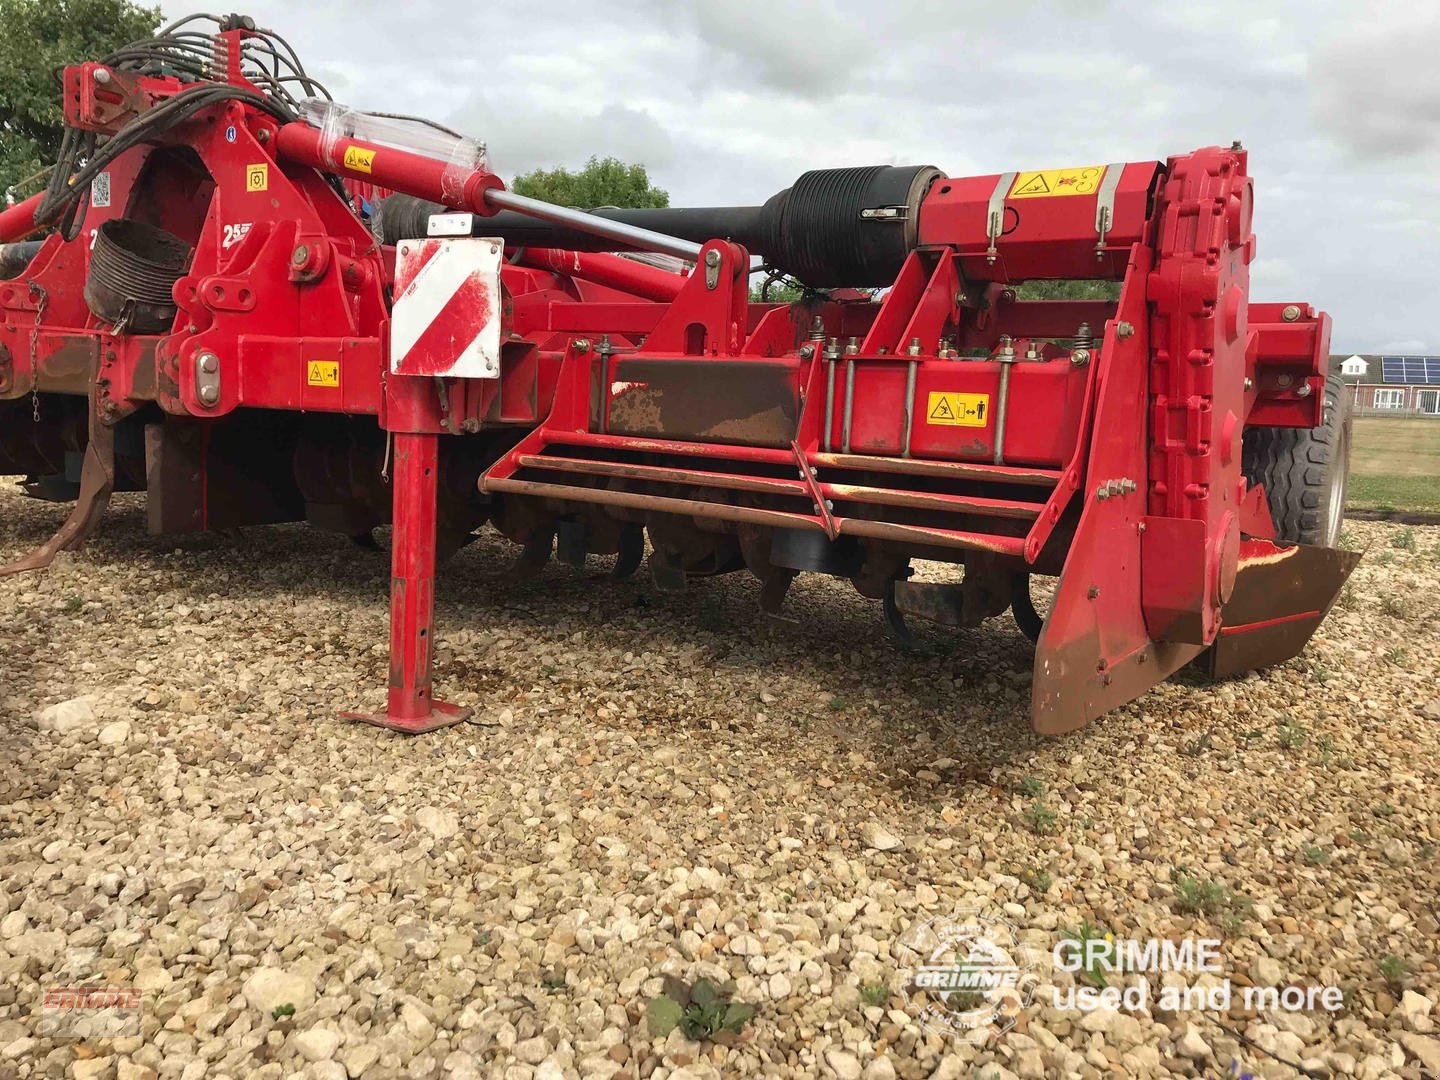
[1324,425,1349,546]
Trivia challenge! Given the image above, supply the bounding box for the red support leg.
[343,432,469,733]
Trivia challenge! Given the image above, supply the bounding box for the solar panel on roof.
[1379,356,1440,384]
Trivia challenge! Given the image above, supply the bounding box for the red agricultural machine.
[0,15,1358,734]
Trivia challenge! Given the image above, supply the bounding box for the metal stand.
[343,432,468,733]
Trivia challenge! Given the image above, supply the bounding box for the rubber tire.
[1011,572,1044,643]
[1241,371,1352,547]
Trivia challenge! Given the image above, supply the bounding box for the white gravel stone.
[1177,1024,1211,1060]
[861,823,902,851]
[415,806,459,839]
[97,719,131,745]
[1400,990,1435,1024]
[513,1036,549,1064]
[242,967,315,1015]
[823,1047,861,1079]
[293,1027,342,1061]
[36,695,93,733]
[341,1043,380,1077]
[1,493,1435,1080]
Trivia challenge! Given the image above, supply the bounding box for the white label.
[427,213,475,238]
[91,172,111,208]
[222,222,253,250]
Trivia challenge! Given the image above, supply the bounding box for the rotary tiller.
[0,15,1358,733]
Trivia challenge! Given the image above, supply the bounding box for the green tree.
[0,0,160,197]
[1014,279,1120,301]
[510,155,668,209]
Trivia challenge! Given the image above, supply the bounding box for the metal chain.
[28,282,47,423]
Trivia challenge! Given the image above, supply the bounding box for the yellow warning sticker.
[926,392,989,427]
[1008,165,1106,199]
[245,163,268,192]
[343,145,376,174]
[307,360,340,388]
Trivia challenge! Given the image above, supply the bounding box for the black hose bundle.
[36,14,331,239]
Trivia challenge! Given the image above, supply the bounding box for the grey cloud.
[445,98,675,180]
[160,0,1437,351]
[1310,10,1440,159]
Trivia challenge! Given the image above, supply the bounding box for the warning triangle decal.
[1013,173,1050,196]
[929,397,956,421]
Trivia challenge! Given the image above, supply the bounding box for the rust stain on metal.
[606,359,798,447]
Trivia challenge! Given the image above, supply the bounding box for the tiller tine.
[0,419,115,577]
[1198,540,1361,677]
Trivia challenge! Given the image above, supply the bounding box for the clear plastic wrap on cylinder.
[298,99,486,204]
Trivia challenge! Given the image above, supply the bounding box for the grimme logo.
[899,912,1039,1039]
[37,985,143,1038]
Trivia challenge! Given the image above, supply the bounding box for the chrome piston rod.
[484,190,704,262]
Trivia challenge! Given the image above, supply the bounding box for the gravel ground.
[1,481,1436,1080]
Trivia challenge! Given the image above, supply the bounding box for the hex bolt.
[1070,348,1091,367]
[291,244,310,266]
[1281,304,1301,322]
[906,337,922,356]
[197,384,220,406]
[1116,321,1134,338]
[799,344,815,360]
[198,352,219,374]
[572,339,591,354]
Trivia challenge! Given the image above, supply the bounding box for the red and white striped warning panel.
[390,237,502,378]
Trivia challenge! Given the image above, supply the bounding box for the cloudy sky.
[166,1,1438,353]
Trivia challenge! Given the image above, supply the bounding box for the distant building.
[1334,354,1440,416]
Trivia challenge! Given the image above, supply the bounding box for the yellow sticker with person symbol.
[306,360,340,388]
[1008,165,1107,199]
[926,392,990,427]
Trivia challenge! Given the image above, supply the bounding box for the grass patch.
[1171,870,1252,931]
[1016,776,1045,799]
[1379,954,1408,990]
[1351,417,1440,471]
[1062,919,1113,988]
[1346,474,1440,513]
[647,977,755,1040]
[860,983,889,1007]
[1020,867,1053,893]
[1022,801,1057,834]
[1380,594,1411,619]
